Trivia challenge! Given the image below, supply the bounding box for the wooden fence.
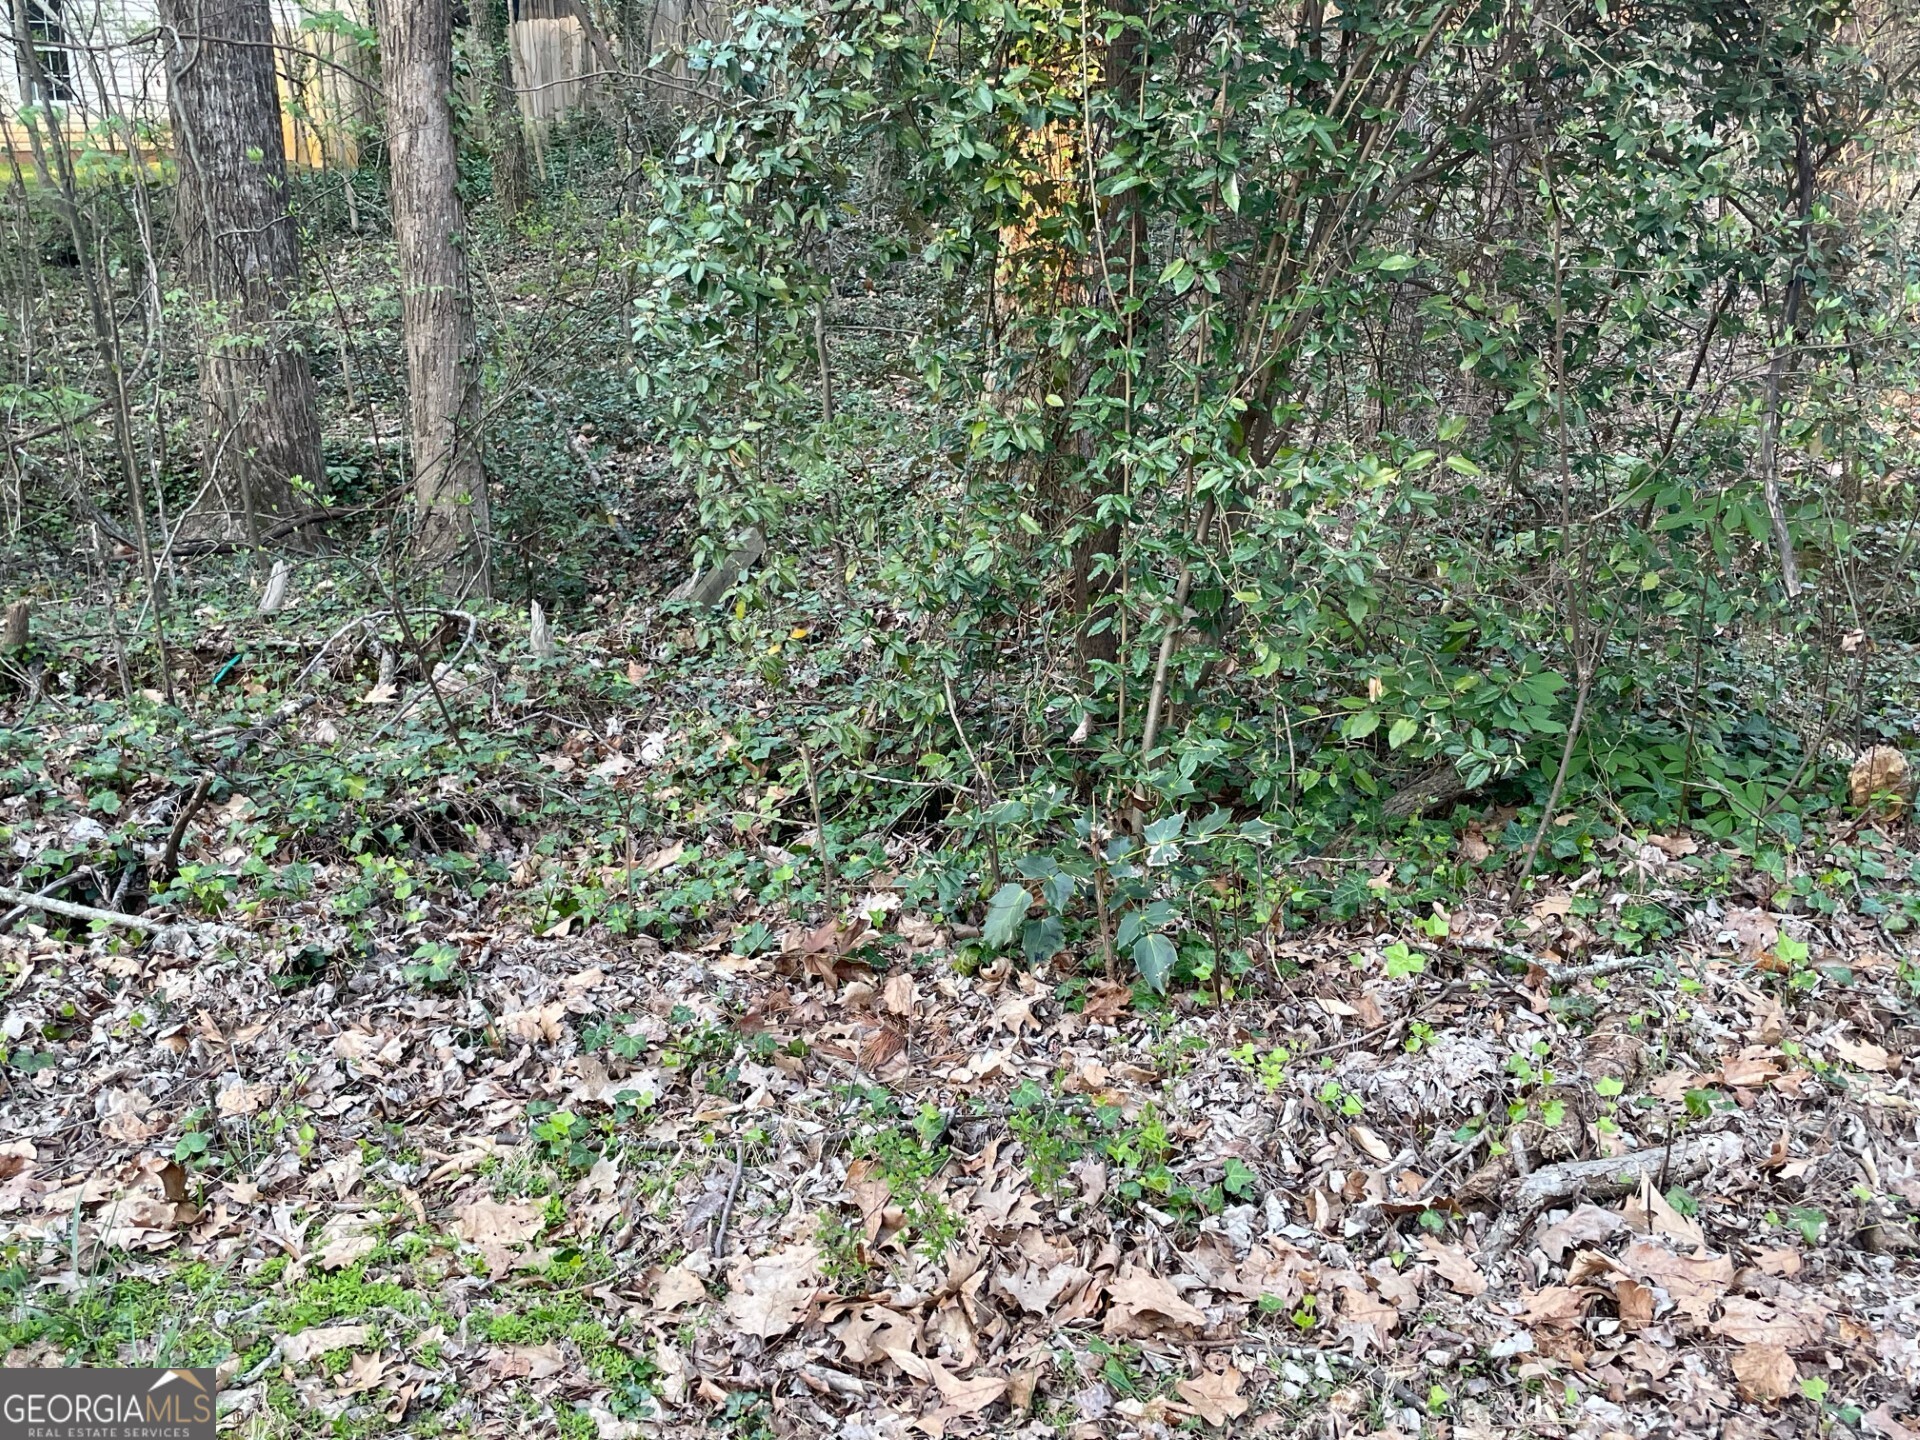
[511,17,600,126]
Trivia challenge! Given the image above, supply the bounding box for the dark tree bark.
[476,0,531,217]
[375,0,492,590]
[159,0,327,546]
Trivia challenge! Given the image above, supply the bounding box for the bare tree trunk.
[476,0,531,217]
[1758,116,1816,601]
[159,0,327,548]
[376,0,492,591]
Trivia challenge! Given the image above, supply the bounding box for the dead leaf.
[452,1198,543,1247]
[315,1213,380,1271]
[1618,1240,1732,1325]
[1103,1269,1207,1337]
[98,1088,157,1144]
[1176,1367,1249,1427]
[1622,1172,1706,1251]
[1752,1246,1802,1278]
[1863,1405,1920,1440]
[1537,1204,1626,1263]
[1849,746,1909,812]
[1718,1046,1783,1089]
[927,1361,1006,1415]
[1419,1236,1487,1297]
[1519,1286,1590,1328]
[490,1342,566,1380]
[1350,1125,1393,1164]
[1730,1343,1797,1404]
[283,1325,372,1366]
[724,1243,822,1339]
[643,841,686,874]
[1832,1033,1892,1072]
[882,973,916,1016]
[1711,1295,1825,1349]
[654,1264,708,1312]
[336,1351,387,1394]
[1614,1277,1655,1330]
[833,1304,917,1366]
[216,1079,274,1118]
[995,1260,1091,1315]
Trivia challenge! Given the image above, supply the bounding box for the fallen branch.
[0,884,236,946]
[712,1136,747,1261]
[192,692,318,746]
[0,874,83,936]
[1515,1131,1741,1211]
[158,774,215,879]
[1483,1132,1742,1261]
[1447,936,1654,989]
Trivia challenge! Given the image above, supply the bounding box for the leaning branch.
[0,884,236,945]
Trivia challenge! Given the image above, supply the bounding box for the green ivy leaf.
[1132,933,1177,993]
[983,883,1032,948]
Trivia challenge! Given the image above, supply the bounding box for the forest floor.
[1,596,1918,1440]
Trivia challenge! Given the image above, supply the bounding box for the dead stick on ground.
[0,874,81,936]
[1483,1132,1742,1261]
[712,1137,747,1261]
[943,674,1004,890]
[159,773,214,880]
[0,884,232,943]
[799,741,835,908]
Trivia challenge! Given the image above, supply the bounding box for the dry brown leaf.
[724,1243,822,1339]
[1849,746,1909,812]
[885,1345,933,1381]
[1536,1204,1626,1263]
[1613,1342,1675,1385]
[833,1304,917,1365]
[882,973,917,1016]
[452,1198,543,1247]
[1419,1236,1487,1297]
[1614,1276,1656,1330]
[490,1342,566,1380]
[1519,1286,1590,1328]
[98,1088,158,1144]
[1350,1125,1393,1164]
[1753,1246,1802,1278]
[1336,1278,1402,1346]
[653,1263,708,1312]
[1718,1046,1783,1089]
[216,1079,274,1118]
[995,1260,1090,1315]
[1622,1172,1706,1252]
[1103,1269,1207,1337]
[1006,1366,1040,1414]
[336,1351,387,1395]
[1863,1405,1920,1440]
[1618,1239,1732,1325]
[316,1213,380,1271]
[1832,1034,1892,1072]
[643,841,685,874]
[1711,1295,1825,1348]
[1176,1367,1249,1427]
[1566,1248,1620,1286]
[283,1324,372,1366]
[1730,1342,1797,1404]
[927,1361,1006,1415]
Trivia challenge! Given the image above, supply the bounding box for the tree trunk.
[159,0,326,547]
[376,0,492,591]
[476,0,531,217]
